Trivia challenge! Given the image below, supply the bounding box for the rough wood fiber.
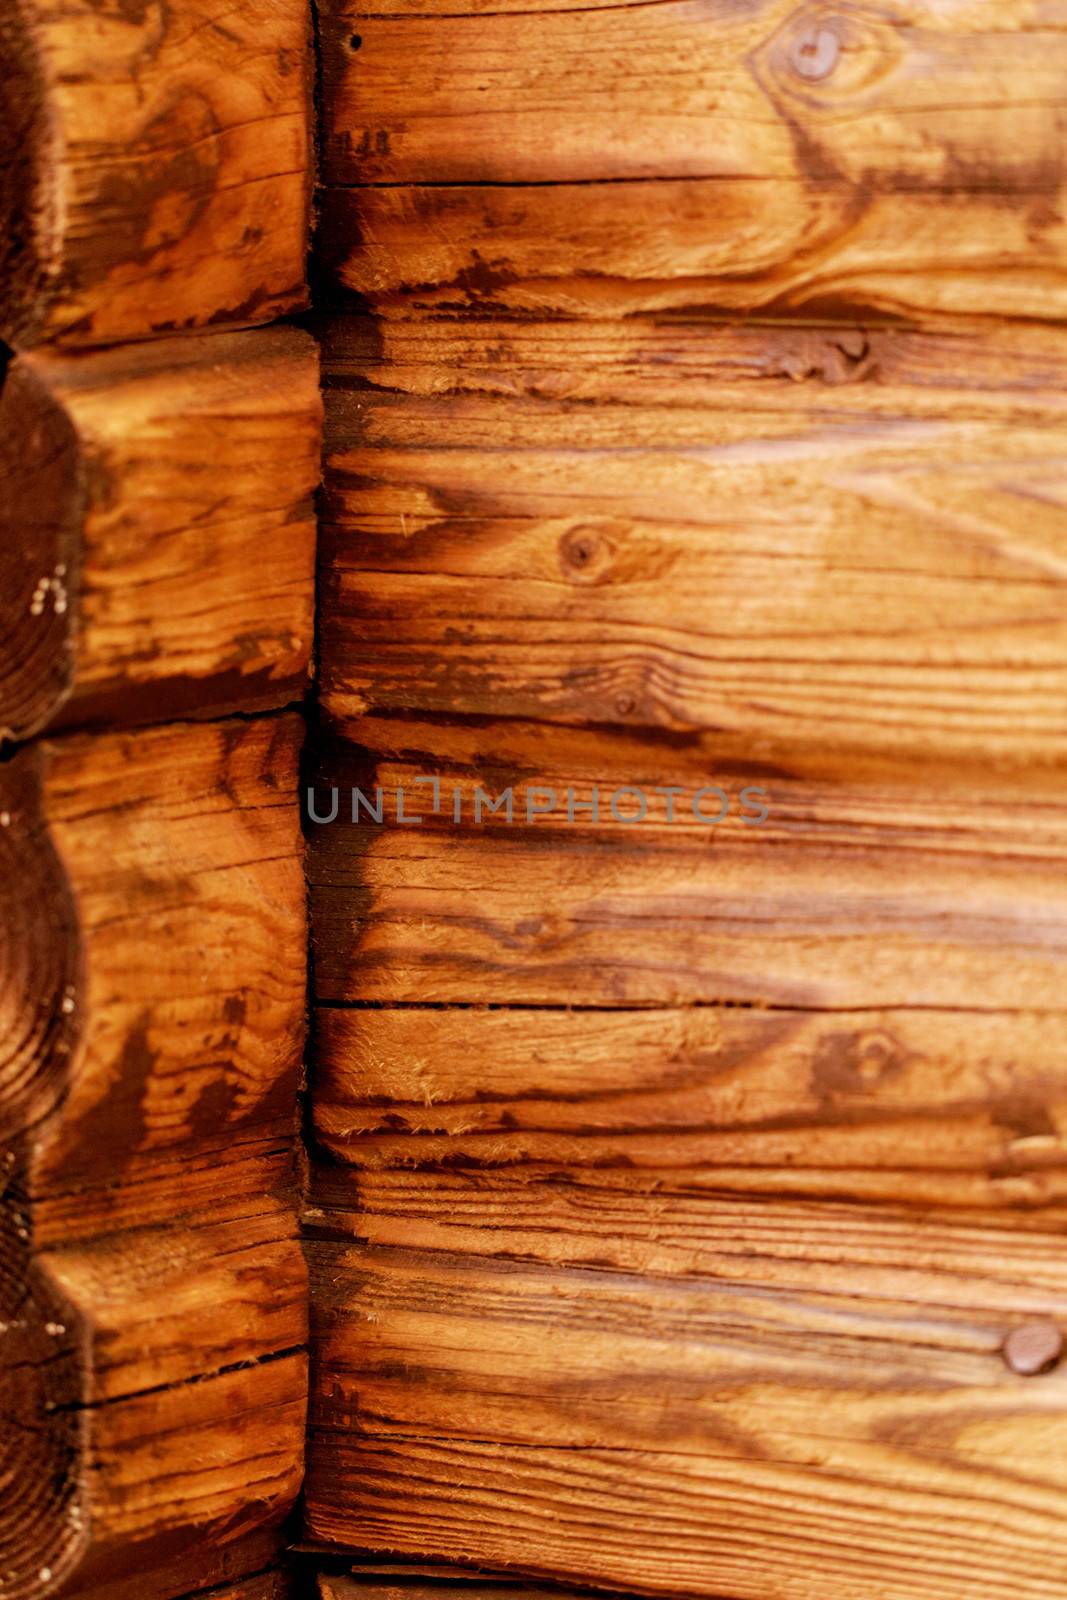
[1,715,308,1600]
[317,1585,599,1600]
[318,316,1067,765]
[313,1004,1067,1212]
[200,1579,292,1600]
[65,1532,291,1600]
[316,0,1067,319]
[0,0,311,347]
[0,327,321,742]
[304,1167,1067,1600]
[307,714,1067,1014]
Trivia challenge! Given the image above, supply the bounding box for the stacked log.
[0,2,319,1595]
[303,5,1067,1599]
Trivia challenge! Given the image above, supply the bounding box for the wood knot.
[758,5,904,109]
[1003,1321,1064,1377]
[559,526,613,583]
[792,22,840,81]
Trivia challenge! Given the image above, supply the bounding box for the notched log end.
[0,745,82,1144]
[0,1162,85,1600]
[0,357,83,743]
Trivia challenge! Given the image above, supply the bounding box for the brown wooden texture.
[318,315,1067,766]
[1,715,308,1600]
[0,327,321,741]
[316,1584,600,1600]
[177,1577,290,1600]
[313,1003,1067,1213]
[308,714,1067,1015]
[203,1578,292,1600]
[0,0,311,348]
[303,701,1067,1589]
[316,0,1067,320]
[305,3,1067,1591]
[305,1166,1067,1600]
[62,1530,290,1600]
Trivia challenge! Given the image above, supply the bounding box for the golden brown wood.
[302,0,1067,1590]
[316,0,1067,320]
[304,1166,1067,1600]
[187,1579,291,1600]
[318,315,1067,766]
[0,0,311,348]
[307,714,1067,1013]
[0,328,320,741]
[313,1002,1067,1213]
[1,715,308,1600]
[317,1584,603,1600]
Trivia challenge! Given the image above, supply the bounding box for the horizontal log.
[0,328,320,741]
[304,1170,1067,1600]
[312,1004,1067,1212]
[177,1578,291,1600]
[65,1531,289,1600]
[1,0,311,346]
[307,714,1067,1013]
[316,0,1067,319]
[203,1580,292,1600]
[317,315,1067,766]
[317,1584,616,1600]
[1,715,308,1599]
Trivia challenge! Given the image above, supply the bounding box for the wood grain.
[317,315,1067,766]
[200,1579,292,1600]
[307,714,1067,1013]
[305,1168,1067,1600]
[317,1584,610,1600]
[0,327,320,741]
[0,0,311,347]
[1,715,308,1600]
[316,0,1067,320]
[312,1003,1067,1213]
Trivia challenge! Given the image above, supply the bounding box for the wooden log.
[181,1579,291,1600]
[203,1580,292,1600]
[317,1583,606,1600]
[307,714,1067,1014]
[315,0,1067,320]
[304,1167,1067,1600]
[0,0,312,348]
[77,1562,295,1600]
[0,327,320,742]
[317,315,1067,767]
[0,715,308,1600]
[312,1003,1067,1214]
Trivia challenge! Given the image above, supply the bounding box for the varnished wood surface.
[1,715,308,1599]
[318,316,1067,765]
[316,0,1067,320]
[184,1577,291,1600]
[0,327,320,742]
[317,1584,611,1600]
[308,715,1067,1013]
[313,1003,1067,1213]
[304,705,1067,1586]
[305,1165,1067,1600]
[0,0,311,347]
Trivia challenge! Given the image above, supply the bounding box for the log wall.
[4,0,1067,1597]
[303,4,1067,1597]
[0,1,320,1595]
